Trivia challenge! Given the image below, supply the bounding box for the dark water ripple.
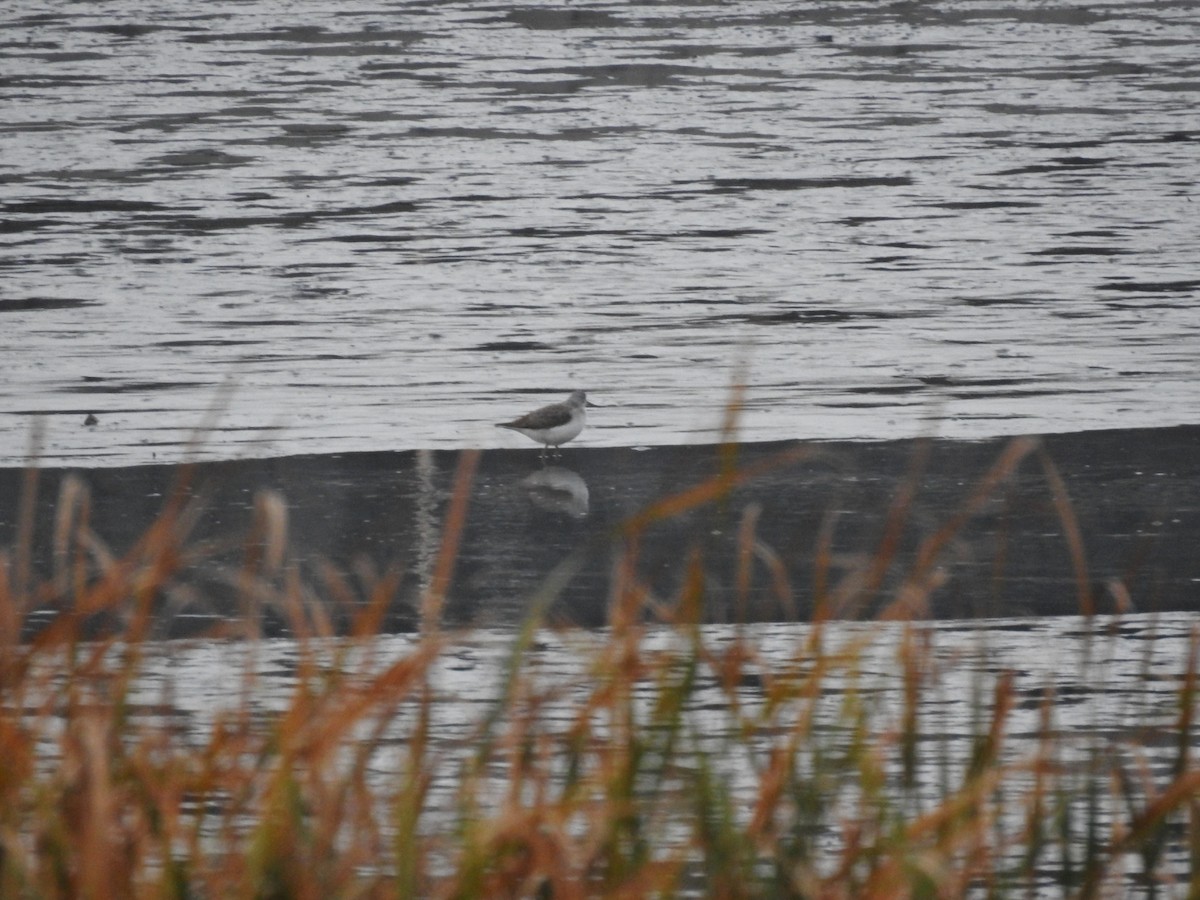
[1,1,1198,465]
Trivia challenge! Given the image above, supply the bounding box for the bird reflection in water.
[520,466,589,519]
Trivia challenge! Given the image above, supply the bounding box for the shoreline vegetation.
[2,436,1199,897]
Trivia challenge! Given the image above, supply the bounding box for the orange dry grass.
[0,440,1198,898]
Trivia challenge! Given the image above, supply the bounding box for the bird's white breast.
[526,414,584,446]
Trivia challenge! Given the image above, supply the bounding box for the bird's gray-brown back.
[506,391,585,430]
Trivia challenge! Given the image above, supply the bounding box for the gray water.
[3,1,1199,467]
[113,612,1195,894]
[7,7,1200,891]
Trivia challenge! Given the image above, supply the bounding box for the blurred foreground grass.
[1,440,1198,898]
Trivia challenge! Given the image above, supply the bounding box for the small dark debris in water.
[815,34,834,43]
[1162,131,1193,142]
[84,414,98,426]
[739,671,765,689]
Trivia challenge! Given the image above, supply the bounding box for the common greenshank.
[497,390,591,457]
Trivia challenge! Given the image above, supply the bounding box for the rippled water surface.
[2,1,1199,465]
[118,613,1198,894]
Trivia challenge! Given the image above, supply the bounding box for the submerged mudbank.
[2,425,1197,638]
